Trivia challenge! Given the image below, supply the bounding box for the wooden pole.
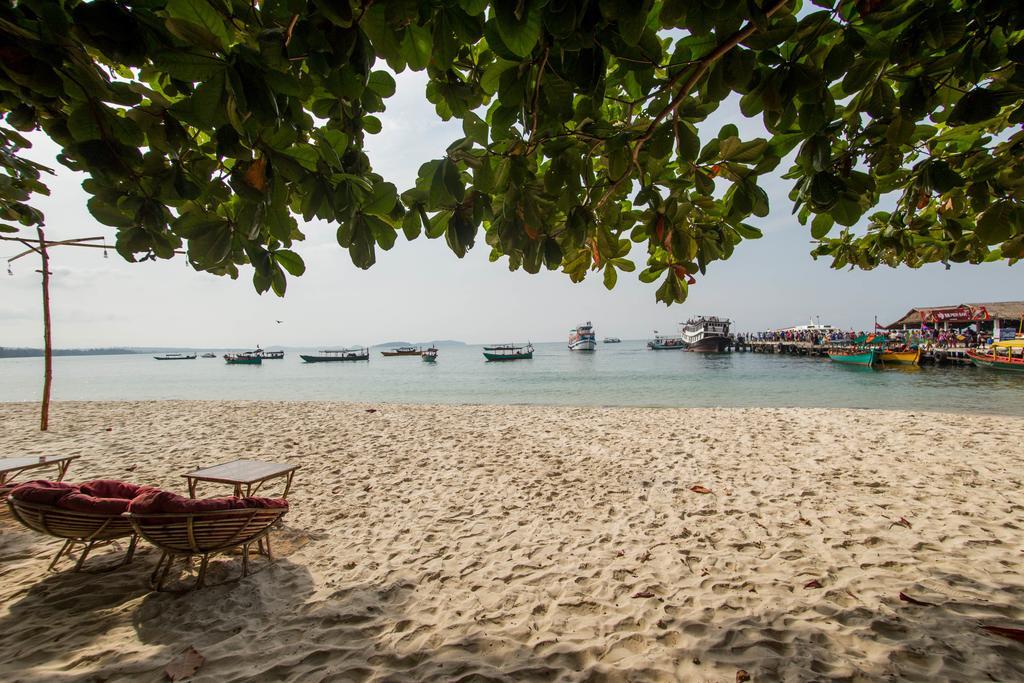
[38,227,52,431]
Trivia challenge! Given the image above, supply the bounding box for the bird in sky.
[275,320,283,324]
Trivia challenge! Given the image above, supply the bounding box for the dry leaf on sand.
[165,646,204,681]
[690,485,712,494]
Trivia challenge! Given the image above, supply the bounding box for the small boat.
[681,316,731,352]
[483,343,534,361]
[300,348,370,362]
[422,347,438,363]
[225,352,262,365]
[828,348,879,366]
[200,353,216,358]
[647,335,686,350]
[154,353,196,360]
[968,339,1024,372]
[381,346,422,357]
[603,337,621,343]
[569,321,597,351]
[260,350,284,360]
[880,348,921,365]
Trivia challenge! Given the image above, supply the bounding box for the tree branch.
[595,0,790,210]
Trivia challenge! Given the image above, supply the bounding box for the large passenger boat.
[680,316,731,352]
[568,322,597,351]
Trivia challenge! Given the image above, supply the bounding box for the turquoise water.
[0,341,1021,415]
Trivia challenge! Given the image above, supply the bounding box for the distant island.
[374,340,466,348]
[0,347,139,358]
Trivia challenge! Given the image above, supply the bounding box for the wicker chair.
[125,506,288,590]
[6,497,139,571]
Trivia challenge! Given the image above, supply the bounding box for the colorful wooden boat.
[828,348,879,366]
[968,339,1024,372]
[880,348,921,365]
[381,346,422,357]
[483,343,533,361]
[647,335,686,350]
[300,348,369,362]
[421,347,438,363]
[224,353,262,365]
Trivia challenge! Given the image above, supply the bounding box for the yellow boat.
[880,348,921,365]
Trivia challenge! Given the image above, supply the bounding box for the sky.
[2,70,1020,349]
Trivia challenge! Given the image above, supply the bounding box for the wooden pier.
[734,340,976,365]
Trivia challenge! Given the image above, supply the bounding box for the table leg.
[282,471,294,499]
[233,483,242,498]
[56,460,71,482]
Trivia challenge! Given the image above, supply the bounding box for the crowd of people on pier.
[738,327,993,349]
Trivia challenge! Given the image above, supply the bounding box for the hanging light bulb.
[103,240,108,258]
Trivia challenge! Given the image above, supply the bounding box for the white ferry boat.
[680,316,731,352]
[569,321,597,351]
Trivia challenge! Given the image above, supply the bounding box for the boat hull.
[828,349,878,366]
[422,356,437,363]
[381,350,421,357]
[880,349,921,365]
[225,357,262,365]
[686,336,730,352]
[568,339,597,351]
[154,355,196,360]
[483,351,533,361]
[300,354,368,362]
[968,351,1024,372]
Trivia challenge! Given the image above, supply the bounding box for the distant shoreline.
[0,348,140,358]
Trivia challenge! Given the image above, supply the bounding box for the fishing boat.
[967,339,1024,372]
[880,348,921,365]
[380,346,422,357]
[569,321,597,351]
[681,316,731,352]
[483,343,534,361]
[647,334,686,350]
[261,350,284,360]
[300,347,369,362]
[422,347,438,363]
[224,352,262,365]
[153,353,196,360]
[200,353,216,358]
[828,348,879,366]
[603,337,621,343]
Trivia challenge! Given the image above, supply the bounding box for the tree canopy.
[1,0,1022,303]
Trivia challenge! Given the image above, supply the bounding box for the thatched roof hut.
[886,301,1024,328]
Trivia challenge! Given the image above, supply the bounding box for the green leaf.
[493,0,541,58]
[976,201,1017,245]
[810,213,834,239]
[603,264,617,289]
[368,71,397,98]
[273,249,305,276]
[362,181,398,216]
[166,0,232,49]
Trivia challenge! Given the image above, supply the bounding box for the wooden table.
[182,459,298,499]
[0,455,79,492]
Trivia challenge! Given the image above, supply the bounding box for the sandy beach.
[1,401,1022,681]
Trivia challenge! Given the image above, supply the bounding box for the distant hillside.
[0,347,139,358]
[375,340,466,348]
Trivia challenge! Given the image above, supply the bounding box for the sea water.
[0,341,1021,416]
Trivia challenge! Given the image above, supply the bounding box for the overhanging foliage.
[1,0,1022,303]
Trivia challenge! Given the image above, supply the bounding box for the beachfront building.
[885,301,1024,340]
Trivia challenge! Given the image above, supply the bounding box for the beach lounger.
[6,480,155,571]
[124,490,289,590]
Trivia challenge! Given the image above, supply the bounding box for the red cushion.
[240,497,289,510]
[9,480,77,506]
[58,492,133,515]
[79,479,152,500]
[127,490,249,515]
